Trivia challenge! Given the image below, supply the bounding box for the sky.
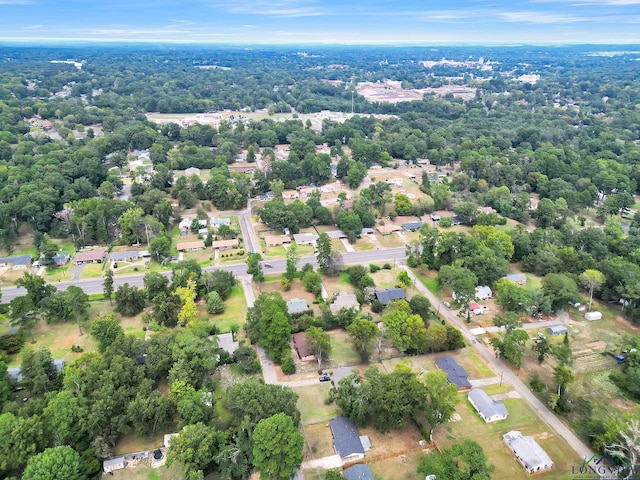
[0,0,639,45]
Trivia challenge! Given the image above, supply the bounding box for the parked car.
[443,301,451,308]
[263,262,273,268]
[319,374,331,382]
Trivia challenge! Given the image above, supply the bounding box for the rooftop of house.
[343,464,375,480]
[374,288,406,306]
[503,430,553,471]
[330,416,365,459]
[0,254,33,266]
[330,293,360,315]
[435,356,471,389]
[287,298,309,315]
[468,389,508,419]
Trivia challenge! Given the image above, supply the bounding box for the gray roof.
[503,431,553,472]
[326,230,347,239]
[9,359,65,383]
[374,288,406,306]
[343,464,375,480]
[402,221,423,231]
[52,252,70,265]
[330,417,365,459]
[504,273,527,283]
[435,356,471,389]
[546,325,568,335]
[331,366,355,387]
[209,217,231,226]
[330,293,360,315]
[360,228,375,235]
[292,233,319,244]
[103,457,125,468]
[217,333,239,354]
[468,389,508,420]
[109,251,140,261]
[0,254,32,266]
[287,298,309,315]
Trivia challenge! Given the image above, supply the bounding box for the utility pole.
[351,90,354,114]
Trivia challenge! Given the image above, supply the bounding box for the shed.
[343,464,375,480]
[330,417,365,463]
[330,293,360,315]
[475,286,493,300]
[103,456,126,473]
[287,298,309,315]
[546,325,568,336]
[503,430,554,473]
[585,311,602,321]
[292,331,314,361]
[374,288,406,306]
[468,389,508,422]
[468,301,481,311]
[435,356,471,390]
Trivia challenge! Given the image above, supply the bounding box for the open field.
[353,235,377,252]
[436,395,581,480]
[294,383,337,425]
[376,233,406,249]
[329,329,362,367]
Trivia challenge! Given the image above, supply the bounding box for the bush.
[369,264,381,273]
[529,373,547,394]
[439,217,453,228]
[281,278,291,291]
[382,263,392,270]
[238,250,245,256]
[371,300,384,313]
[0,331,25,354]
[281,356,296,374]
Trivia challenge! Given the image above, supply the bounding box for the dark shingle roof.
[0,254,32,266]
[374,288,406,306]
[343,464,375,480]
[402,221,423,231]
[330,417,364,459]
[435,356,471,389]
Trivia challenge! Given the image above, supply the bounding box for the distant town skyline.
[1,0,639,45]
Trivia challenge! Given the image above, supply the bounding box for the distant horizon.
[1,0,639,46]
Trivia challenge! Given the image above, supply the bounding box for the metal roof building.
[546,325,568,336]
[503,430,554,473]
[468,389,508,423]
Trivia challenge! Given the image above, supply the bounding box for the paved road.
[402,266,602,476]
[0,248,406,302]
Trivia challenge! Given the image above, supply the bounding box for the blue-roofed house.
[0,254,32,270]
[402,221,423,231]
[435,356,471,390]
[343,464,375,480]
[374,288,406,306]
[287,298,309,315]
[52,252,70,266]
[330,417,366,463]
[468,389,508,422]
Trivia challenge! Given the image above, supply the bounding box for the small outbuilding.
[103,456,126,473]
[546,325,568,336]
[503,430,554,473]
[468,389,508,423]
[585,311,602,321]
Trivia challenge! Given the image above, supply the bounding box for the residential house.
[282,189,300,200]
[374,288,406,306]
[360,228,375,235]
[330,417,366,464]
[478,206,497,215]
[503,430,554,473]
[177,241,205,252]
[264,235,291,247]
[209,217,232,228]
[331,366,355,388]
[503,273,527,285]
[216,333,239,355]
[211,239,239,251]
[375,224,402,235]
[73,247,108,264]
[330,293,360,315]
[475,286,493,300]
[109,251,140,263]
[546,325,568,336]
[52,252,70,266]
[292,331,314,361]
[468,389,508,423]
[435,356,471,390]
[299,186,315,198]
[402,221,423,231]
[293,233,319,245]
[287,298,309,315]
[9,359,65,384]
[103,457,126,473]
[178,218,192,232]
[343,464,375,480]
[0,255,32,270]
[326,230,347,239]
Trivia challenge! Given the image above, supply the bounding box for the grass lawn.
[371,268,400,289]
[207,286,247,333]
[0,267,27,287]
[369,451,424,480]
[436,396,581,480]
[301,422,336,461]
[322,274,355,296]
[108,461,182,480]
[184,248,215,266]
[293,383,337,425]
[81,262,106,279]
[377,233,405,248]
[353,236,376,252]
[328,329,360,366]
[113,429,167,456]
[330,239,347,253]
[263,245,287,258]
[43,265,74,282]
[413,267,440,297]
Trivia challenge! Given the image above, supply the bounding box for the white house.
[475,286,493,300]
[468,389,508,423]
[503,431,554,473]
[103,456,126,473]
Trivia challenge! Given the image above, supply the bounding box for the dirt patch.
[369,450,424,480]
[359,422,424,459]
[302,422,335,460]
[584,340,608,350]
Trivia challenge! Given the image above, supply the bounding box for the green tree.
[168,423,224,476]
[226,380,300,427]
[8,295,37,343]
[206,291,225,314]
[305,326,332,366]
[176,279,199,326]
[119,206,144,245]
[15,272,55,308]
[150,235,171,263]
[285,243,300,281]
[22,446,83,480]
[541,273,579,311]
[417,439,494,480]
[252,413,304,480]
[347,318,378,363]
[437,264,477,309]
[394,193,414,216]
[201,269,237,299]
[578,269,605,312]
[90,312,124,353]
[247,253,264,282]
[42,286,89,335]
[103,268,114,305]
[494,278,532,313]
[423,369,459,441]
[533,337,551,364]
[114,283,146,316]
[143,271,169,300]
[260,311,291,364]
[316,232,332,274]
[302,270,323,296]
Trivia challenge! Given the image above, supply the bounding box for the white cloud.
[499,11,588,23]
[210,0,325,17]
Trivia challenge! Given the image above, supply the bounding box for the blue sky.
[1,0,639,44]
